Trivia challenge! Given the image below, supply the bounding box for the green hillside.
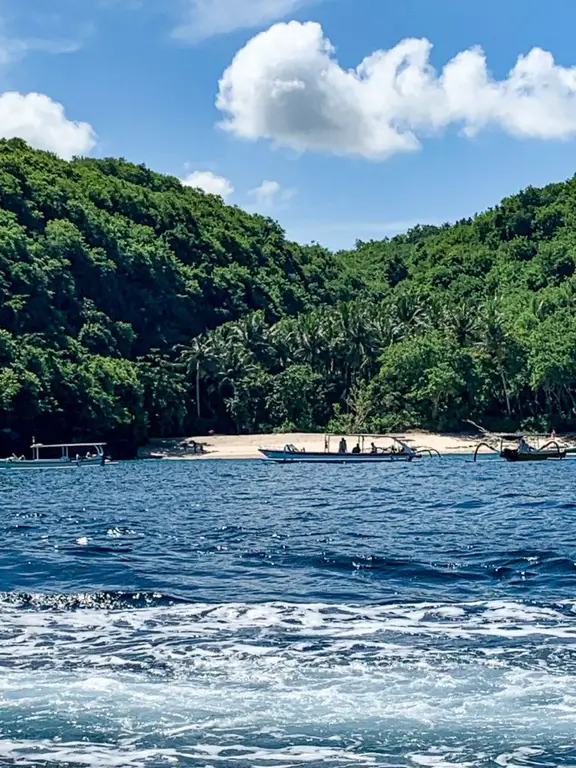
[189,177,576,436]
[1,138,576,454]
[0,139,352,454]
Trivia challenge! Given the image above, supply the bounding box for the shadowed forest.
[1,138,575,454]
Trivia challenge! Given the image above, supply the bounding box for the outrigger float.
[0,441,108,470]
[469,421,569,463]
[259,434,440,464]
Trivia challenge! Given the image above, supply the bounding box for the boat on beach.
[259,434,434,464]
[0,441,108,470]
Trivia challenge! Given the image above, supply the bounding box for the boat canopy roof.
[329,433,414,442]
[30,442,107,449]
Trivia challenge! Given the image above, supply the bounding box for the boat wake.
[1,596,576,766]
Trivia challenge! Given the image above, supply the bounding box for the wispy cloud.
[0,34,85,66]
[247,179,296,211]
[172,0,310,43]
[0,12,89,70]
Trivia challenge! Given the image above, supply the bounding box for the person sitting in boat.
[352,443,361,454]
[518,437,533,453]
[370,442,378,454]
[338,438,348,454]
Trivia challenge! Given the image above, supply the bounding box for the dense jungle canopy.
[1,138,576,454]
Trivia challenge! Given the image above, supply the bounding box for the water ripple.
[1,458,576,764]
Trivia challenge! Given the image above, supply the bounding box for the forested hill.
[0,139,352,455]
[1,138,576,455]
[180,173,576,438]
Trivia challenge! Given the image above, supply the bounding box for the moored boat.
[0,441,108,470]
[469,421,569,462]
[500,443,567,462]
[259,435,423,464]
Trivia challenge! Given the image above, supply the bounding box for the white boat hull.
[0,457,105,470]
[259,449,416,464]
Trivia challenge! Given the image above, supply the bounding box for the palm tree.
[228,311,271,362]
[269,318,296,370]
[293,311,329,369]
[442,303,480,347]
[394,292,429,334]
[371,302,400,350]
[331,301,379,393]
[209,326,258,397]
[179,335,212,420]
[477,299,513,418]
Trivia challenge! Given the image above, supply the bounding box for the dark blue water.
[1,457,576,766]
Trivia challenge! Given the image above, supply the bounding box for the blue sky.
[3,0,576,250]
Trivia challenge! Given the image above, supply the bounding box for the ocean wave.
[1,599,576,765]
[0,739,573,768]
[2,461,576,765]
[0,590,187,611]
[1,597,576,675]
[0,738,384,766]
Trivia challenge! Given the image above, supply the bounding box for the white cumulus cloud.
[248,179,295,209]
[182,170,235,200]
[173,0,307,42]
[217,21,576,160]
[0,92,96,159]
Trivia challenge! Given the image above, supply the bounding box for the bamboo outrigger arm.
[473,442,499,462]
[415,447,442,458]
[539,440,562,454]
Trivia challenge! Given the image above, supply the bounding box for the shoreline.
[138,431,501,461]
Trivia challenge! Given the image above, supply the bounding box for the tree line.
[1,138,576,454]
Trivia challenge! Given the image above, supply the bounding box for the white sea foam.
[0,739,384,766]
[0,599,575,765]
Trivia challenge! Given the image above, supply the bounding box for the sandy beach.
[139,431,496,460]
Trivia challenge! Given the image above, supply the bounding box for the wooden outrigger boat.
[499,444,567,462]
[468,421,568,463]
[0,441,108,470]
[259,434,439,464]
